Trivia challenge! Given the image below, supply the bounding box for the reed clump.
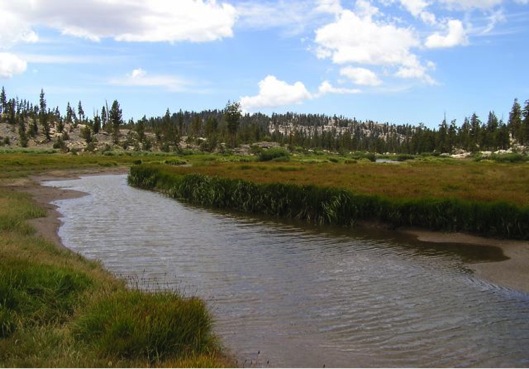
[129,163,529,240]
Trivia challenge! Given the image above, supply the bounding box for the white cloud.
[21,53,111,64]
[480,9,506,34]
[399,0,437,24]
[0,7,38,48]
[425,19,468,48]
[318,81,362,95]
[315,0,343,14]
[0,0,236,44]
[109,68,191,92]
[340,67,382,86]
[0,53,28,78]
[314,8,420,67]
[131,68,147,79]
[395,59,436,84]
[240,75,312,111]
[438,0,503,10]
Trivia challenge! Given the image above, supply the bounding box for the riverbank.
[16,167,529,296]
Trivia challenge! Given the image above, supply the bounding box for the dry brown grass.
[160,160,529,206]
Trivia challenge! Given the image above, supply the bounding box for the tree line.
[1,86,529,155]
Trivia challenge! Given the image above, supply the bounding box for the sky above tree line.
[1,0,528,128]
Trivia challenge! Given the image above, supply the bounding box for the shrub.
[490,153,528,163]
[258,147,290,162]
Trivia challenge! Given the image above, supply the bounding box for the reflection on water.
[44,174,529,367]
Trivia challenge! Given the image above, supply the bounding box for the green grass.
[74,290,215,364]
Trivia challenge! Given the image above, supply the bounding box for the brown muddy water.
[44,174,529,367]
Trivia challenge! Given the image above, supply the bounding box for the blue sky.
[1,0,528,128]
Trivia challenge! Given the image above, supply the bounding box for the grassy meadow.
[128,154,529,239]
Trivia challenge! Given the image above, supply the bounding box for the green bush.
[490,153,528,163]
[258,147,290,162]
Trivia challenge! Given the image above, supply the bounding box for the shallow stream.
[44,174,529,367]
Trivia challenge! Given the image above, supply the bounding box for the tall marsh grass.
[129,163,529,240]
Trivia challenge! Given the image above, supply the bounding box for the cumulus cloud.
[340,67,382,86]
[425,19,468,48]
[395,59,436,84]
[240,75,312,111]
[318,81,361,95]
[109,68,191,92]
[314,7,420,67]
[0,53,28,78]
[0,0,236,43]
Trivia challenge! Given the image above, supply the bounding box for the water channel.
[44,174,529,367]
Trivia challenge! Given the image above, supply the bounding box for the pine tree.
[224,100,241,148]
[66,102,75,126]
[508,98,522,144]
[109,100,122,144]
[0,86,6,117]
[39,89,51,140]
[78,101,85,124]
[101,105,108,130]
[521,99,529,146]
[93,113,101,134]
[484,111,499,150]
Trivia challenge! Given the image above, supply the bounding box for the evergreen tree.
[101,105,108,130]
[469,113,481,151]
[18,116,28,147]
[78,101,85,124]
[508,98,522,144]
[0,86,6,117]
[484,111,499,149]
[66,102,75,126]
[109,100,123,144]
[39,89,51,140]
[521,99,529,145]
[136,116,146,144]
[224,101,241,147]
[93,113,101,134]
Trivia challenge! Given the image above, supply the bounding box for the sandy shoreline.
[402,228,529,294]
[10,167,129,251]
[9,167,529,295]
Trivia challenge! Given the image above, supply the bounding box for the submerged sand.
[403,229,529,294]
[9,168,529,295]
